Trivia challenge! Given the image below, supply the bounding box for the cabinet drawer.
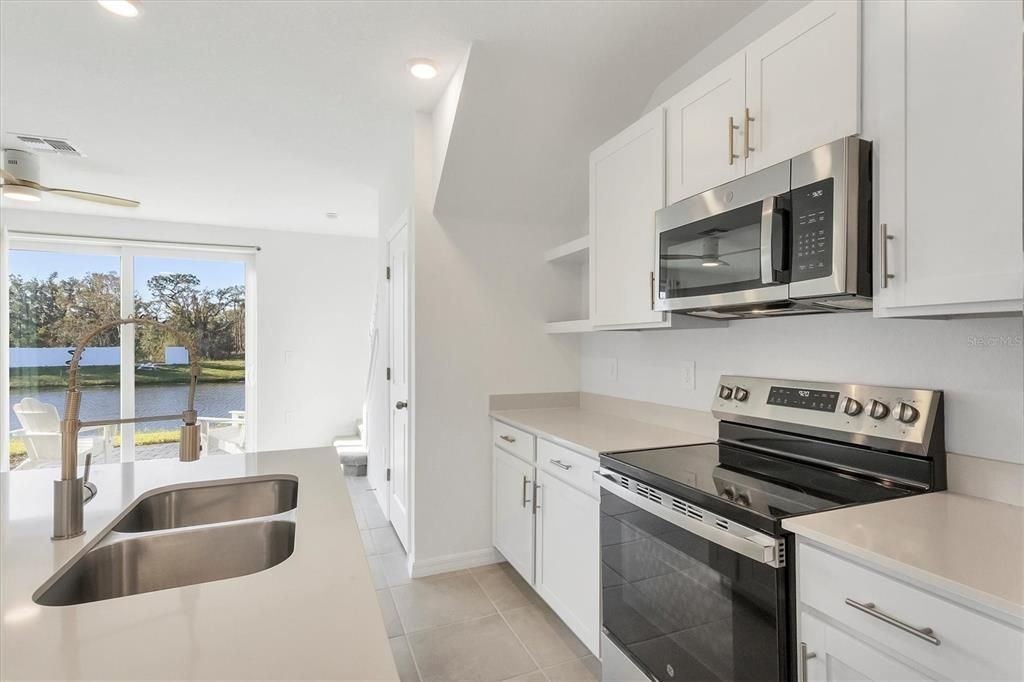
[798,541,1023,681]
[537,439,599,499]
[492,420,535,462]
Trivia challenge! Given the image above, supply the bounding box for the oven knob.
[720,487,736,501]
[895,402,920,424]
[718,385,734,400]
[867,399,890,420]
[735,492,751,507]
[733,387,749,402]
[841,397,863,416]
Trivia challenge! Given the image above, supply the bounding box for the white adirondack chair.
[11,397,114,469]
[199,410,246,455]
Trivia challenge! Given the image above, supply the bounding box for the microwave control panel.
[790,178,834,281]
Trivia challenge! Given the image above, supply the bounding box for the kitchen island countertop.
[1,447,398,681]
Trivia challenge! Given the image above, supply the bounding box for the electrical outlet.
[681,360,696,390]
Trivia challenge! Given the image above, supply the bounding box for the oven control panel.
[712,375,943,457]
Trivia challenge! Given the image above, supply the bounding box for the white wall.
[1,209,376,452]
[410,110,580,569]
[582,313,1023,463]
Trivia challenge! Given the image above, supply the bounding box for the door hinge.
[386,266,391,280]
[386,468,391,482]
[386,367,391,381]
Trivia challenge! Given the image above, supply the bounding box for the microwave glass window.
[659,202,772,300]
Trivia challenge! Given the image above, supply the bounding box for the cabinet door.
[665,52,746,204]
[492,447,535,583]
[745,0,859,173]
[898,0,1022,313]
[801,611,935,682]
[535,470,599,654]
[590,108,666,328]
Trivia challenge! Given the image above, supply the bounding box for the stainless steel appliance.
[655,137,872,319]
[598,375,946,682]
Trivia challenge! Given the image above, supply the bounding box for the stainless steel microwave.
[654,136,872,319]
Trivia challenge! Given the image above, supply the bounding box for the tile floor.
[345,475,601,682]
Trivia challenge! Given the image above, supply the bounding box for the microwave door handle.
[760,197,788,284]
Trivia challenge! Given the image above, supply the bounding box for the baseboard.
[409,547,503,578]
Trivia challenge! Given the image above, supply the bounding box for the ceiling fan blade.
[45,187,140,208]
[1,175,139,207]
[661,254,704,260]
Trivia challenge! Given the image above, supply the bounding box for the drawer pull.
[844,598,940,646]
[499,434,516,443]
[549,459,572,471]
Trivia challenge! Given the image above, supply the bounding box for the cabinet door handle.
[743,108,755,158]
[728,116,740,165]
[521,476,531,508]
[499,434,516,443]
[799,642,816,681]
[533,482,542,513]
[880,223,895,289]
[549,459,572,471]
[844,598,940,646]
[649,271,655,309]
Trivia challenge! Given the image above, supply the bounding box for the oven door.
[597,469,788,682]
[654,160,791,313]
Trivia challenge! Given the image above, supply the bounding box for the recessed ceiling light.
[407,58,438,80]
[97,0,141,18]
[325,211,338,219]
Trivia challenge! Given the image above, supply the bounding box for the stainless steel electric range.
[597,376,946,682]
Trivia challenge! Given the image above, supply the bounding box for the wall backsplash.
[580,312,1023,465]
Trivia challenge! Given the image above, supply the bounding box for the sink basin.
[113,475,298,532]
[35,519,296,606]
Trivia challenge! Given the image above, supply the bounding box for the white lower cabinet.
[801,611,934,681]
[490,421,601,656]
[535,469,600,654]
[795,539,1024,681]
[492,446,535,582]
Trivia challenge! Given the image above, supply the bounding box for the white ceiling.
[0,1,760,237]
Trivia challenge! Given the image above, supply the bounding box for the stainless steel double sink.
[34,475,299,607]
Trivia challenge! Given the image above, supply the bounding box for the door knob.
[395,401,408,410]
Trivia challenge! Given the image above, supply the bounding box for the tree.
[137,273,244,360]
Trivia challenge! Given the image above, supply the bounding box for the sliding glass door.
[4,236,254,471]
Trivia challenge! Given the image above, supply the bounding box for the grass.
[8,429,181,470]
[10,359,244,390]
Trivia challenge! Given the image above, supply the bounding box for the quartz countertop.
[490,407,711,458]
[783,492,1024,626]
[0,448,398,681]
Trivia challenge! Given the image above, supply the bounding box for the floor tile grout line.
[469,568,550,681]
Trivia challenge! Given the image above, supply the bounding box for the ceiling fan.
[0,148,140,207]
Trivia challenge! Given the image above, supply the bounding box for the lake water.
[9,382,244,433]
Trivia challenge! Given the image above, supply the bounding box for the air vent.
[634,483,662,504]
[714,517,729,530]
[12,133,85,157]
[670,498,705,521]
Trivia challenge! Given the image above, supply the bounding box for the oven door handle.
[760,196,789,285]
[594,469,781,566]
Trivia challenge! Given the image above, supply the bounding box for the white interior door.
[387,222,411,551]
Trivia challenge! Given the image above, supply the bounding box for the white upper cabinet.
[744,0,860,173]
[865,0,1023,316]
[665,53,746,204]
[590,108,666,328]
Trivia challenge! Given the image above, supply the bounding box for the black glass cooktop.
[601,441,915,534]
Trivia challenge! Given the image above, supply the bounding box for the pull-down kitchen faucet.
[53,317,203,540]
